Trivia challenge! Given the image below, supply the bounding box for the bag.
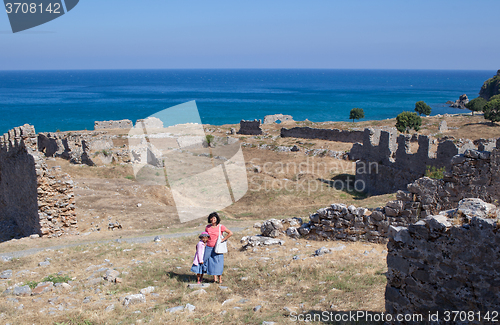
[215,225,228,254]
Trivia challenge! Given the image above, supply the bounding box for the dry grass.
[0,228,388,325]
[35,114,494,241]
[4,114,496,323]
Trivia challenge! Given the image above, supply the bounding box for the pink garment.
[192,240,206,266]
[205,224,227,247]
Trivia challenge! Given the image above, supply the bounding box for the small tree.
[396,111,422,133]
[465,97,487,116]
[349,108,365,122]
[484,99,500,125]
[414,101,432,116]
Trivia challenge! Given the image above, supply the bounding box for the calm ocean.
[0,69,495,134]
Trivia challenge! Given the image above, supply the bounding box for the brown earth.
[13,112,500,245]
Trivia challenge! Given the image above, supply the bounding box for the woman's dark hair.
[208,212,220,225]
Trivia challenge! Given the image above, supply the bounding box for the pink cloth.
[205,224,227,247]
[192,240,205,266]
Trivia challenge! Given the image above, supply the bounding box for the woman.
[204,212,233,284]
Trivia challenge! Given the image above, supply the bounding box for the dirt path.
[0,226,250,259]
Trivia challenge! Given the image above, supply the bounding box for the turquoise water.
[0,69,494,134]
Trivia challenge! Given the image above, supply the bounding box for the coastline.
[0,69,492,134]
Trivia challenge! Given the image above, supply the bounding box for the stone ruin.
[135,117,164,129]
[280,127,363,143]
[259,144,500,243]
[237,119,262,135]
[349,128,494,194]
[37,130,129,166]
[386,198,500,318]
[0,125,77,240]
[94,119,133,130]
[263,114,294,124]
[255,142,500,317]
[438,120,447,133]
[38,132,95,166]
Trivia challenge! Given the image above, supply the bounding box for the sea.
[0,69,495,134]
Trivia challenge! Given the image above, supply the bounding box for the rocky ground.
[2,113,500,324]
[0,226,387,325]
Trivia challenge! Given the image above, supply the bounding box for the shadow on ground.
[318,174,368,200]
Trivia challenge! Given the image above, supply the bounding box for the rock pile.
[256,202,415,243]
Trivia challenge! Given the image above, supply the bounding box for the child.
[191,232,209,284]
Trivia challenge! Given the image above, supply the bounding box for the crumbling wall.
[280,127,363,143]
[94,119,133,130]
[38,131,128,166]
[0,125,77,239]
[135,117,164,129]
[386,199,500,318]
[237,119,262,135]
[396,148,500,217]
[37,166,77,237]
[263,114,294,124]
[0,125,40,238]
[38,132,95,165]
[262,147,500,244]
[351,128,480,194]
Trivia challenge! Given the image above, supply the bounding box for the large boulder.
[260,219,284,238]
[448,94,469,109]
[455,198,499,220]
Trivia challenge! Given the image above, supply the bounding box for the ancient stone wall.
[280,127,363,143]
[0,125,40,238]
[386,199,500,318]
[38,131,129,166]
[94,119,133,130]
[0,125,77,239]
[135,117,164,129]
[395,148,500,218]
[261,147,500,245]
[351,128,480,194]
[237,119,262,135]
[38,132,96,165]
[263,114,294,124]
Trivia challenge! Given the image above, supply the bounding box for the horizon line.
[0,68,497,72]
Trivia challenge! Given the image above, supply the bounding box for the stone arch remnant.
[263,114,294,125]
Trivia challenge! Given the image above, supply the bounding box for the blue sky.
[0,0,498,70]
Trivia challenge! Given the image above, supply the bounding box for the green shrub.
[43,274,72,284]
[349,108,365,122]
[484,99,500,124]
[205,134,215,146]
[465,97,487,116]
[395,111,422,133]
[425,166,445,179]
[415,101,432,116]
[25,281,39,289]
